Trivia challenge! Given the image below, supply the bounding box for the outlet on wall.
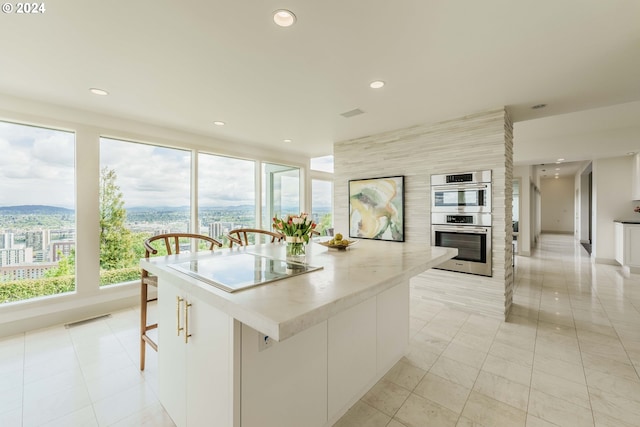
[258,333,274,351]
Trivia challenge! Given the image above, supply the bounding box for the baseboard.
[594,257,619,266]
[541,230,573,235]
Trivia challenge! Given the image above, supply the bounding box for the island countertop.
[614,219,640,224]
[141,240,456,342]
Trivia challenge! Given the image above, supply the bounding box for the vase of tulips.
[273,213,316,263]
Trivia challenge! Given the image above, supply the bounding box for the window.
[312,179,333,236]
[99,138,191,286]
[0,121,75,303]
[262,163,300,229]
[310,155,334,173]
[198,153,256,245]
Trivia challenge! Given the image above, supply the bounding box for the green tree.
[318,213,333,235]
[99,167,135,269]
[44,249,76,277]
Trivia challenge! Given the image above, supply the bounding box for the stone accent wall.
[334,108,514,319]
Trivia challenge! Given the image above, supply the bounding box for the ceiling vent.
[340,108,365,118]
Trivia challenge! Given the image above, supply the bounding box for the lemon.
[335,233,343,241]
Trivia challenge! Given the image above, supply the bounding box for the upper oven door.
[431,183,491,213]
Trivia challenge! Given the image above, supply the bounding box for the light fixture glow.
[283,139,292,143]
[213,121,225,126]
[89,88,108,96]
[369,80,385,89]
[273,10,296,27]
[555,168,560,171]
[557,158,565,162]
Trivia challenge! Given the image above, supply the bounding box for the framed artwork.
[349,175,404,242]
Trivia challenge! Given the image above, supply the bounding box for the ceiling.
[1,1,639,166]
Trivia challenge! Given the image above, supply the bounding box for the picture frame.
[348,175,404,242]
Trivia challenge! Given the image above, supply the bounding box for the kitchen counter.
[143,240,456,427]
[614,219,640,224]
[141,240,456,342]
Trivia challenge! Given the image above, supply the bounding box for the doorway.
[579,164,593,254]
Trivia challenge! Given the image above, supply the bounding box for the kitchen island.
[140,240,456,427]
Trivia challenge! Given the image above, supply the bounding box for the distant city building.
[0,262,57,282]
[26,229,51,252]
[50,241,74,262]
[33,250,46,263]
[50,229,75,241]
[0,247,33,266]
[0,232,15,249]
[209,222,223,239]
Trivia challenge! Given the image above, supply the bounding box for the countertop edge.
[614,219,640,224]
[141,244,457,341]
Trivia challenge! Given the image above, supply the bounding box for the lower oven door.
[432,225,492,277]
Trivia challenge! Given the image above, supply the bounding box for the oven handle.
[432,184,489,191]
[433,225,490,234]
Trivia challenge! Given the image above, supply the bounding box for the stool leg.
[140,280,147,371]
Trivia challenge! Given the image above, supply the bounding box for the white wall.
[513,165,533,256]
[592,156,636,263]
[540,177,574,233]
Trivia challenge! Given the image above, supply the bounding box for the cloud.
[0,128,324,212]
[0,124,75,207]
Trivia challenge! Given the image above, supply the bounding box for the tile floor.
[1,234,639,426]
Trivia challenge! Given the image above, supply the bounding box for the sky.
[0,121,75,208]
[0,120,332,210]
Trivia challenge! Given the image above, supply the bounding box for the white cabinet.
[328,298,377,416]
[239,281,410,427]
[614,222,640,273]
[241,322,328,427]
[615,222,624,265]
[156,274,410,427]
[158,279,239,427]
[633,154,640,200]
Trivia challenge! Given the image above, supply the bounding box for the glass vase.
[285,236,306,264]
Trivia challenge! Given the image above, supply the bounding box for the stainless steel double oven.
[431,170,492,277]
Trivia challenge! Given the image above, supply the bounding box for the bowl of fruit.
[318,233,357,250]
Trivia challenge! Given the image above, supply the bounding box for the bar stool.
[226,228,285,247]
[140,233,222,371]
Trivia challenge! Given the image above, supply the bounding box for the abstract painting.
[349,176,404,242]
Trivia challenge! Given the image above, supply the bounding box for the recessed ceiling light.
[283,139,292,143]
[273,10,296,27]
[557,158,565,162]
[213,121,225,126]
[369,80,385,89]
[555,176,559,179]
[531,103,547,109]
[89,88,108,96]
[555,168,560,171]
[627,152,636,155]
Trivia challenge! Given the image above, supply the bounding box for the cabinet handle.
[176,296,184,336]
[184,301,193,344]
